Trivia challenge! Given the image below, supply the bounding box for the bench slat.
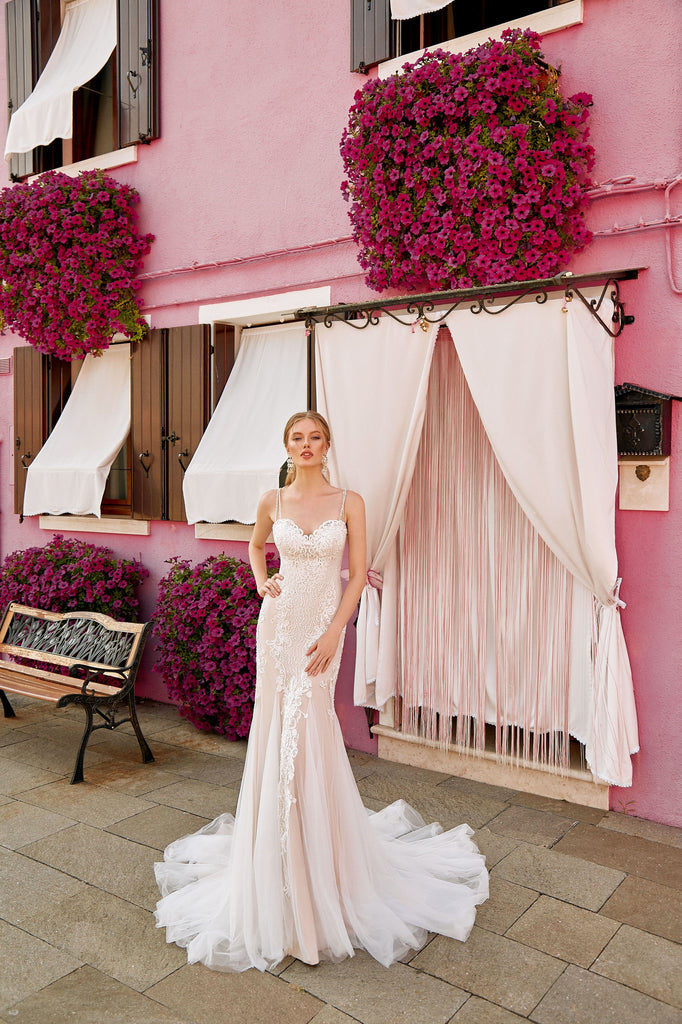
[0,663,123,697]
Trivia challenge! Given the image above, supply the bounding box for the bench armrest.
[69,664,130,693]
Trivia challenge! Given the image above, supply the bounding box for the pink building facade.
[0,0,680,825]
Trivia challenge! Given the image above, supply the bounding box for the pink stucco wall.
[0,0,681,821]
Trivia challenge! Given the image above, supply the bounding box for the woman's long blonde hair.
[283,410,331,486]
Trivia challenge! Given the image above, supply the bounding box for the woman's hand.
[305,626,342,676]
[258,573,283,598]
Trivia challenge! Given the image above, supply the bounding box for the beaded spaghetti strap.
[275,488,281,521]
[339,489,347,521]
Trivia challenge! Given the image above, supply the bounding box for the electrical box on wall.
[615,384,680,512]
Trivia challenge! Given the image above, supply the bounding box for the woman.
[154,411,488,972]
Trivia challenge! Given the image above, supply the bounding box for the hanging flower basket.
[0,169,154,359]
[154,553,280,740]
[340,29,594,293]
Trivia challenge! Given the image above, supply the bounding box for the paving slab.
[0,845,85,925]
[18,885,186,991]
[591,923,682,1008]
[438,775,519,806]
[282,949,467,1024]
[510,791,605,824]
[598,810,682,849]
[492,842,625,910]
[473,877,537,935]
[146,962,322,1024]
[485,805,575,847]
[599,874,682,943]
[147,743,249,785]
[0,798,76,849]
[0,756,65,795]
[411,927,565,1016]
[19,822,160,911]
[505,894,619,967]
[16,778,157,828]
[356,773,509,831]
[106,803,211,851]
[81,758,184,796]
[452,995,529,1022]
[308,1006,363,1024]
[530,964,682,1024]
[552,821,682,888]
[151,722,249,761]
[143,777,239,820]
[471,828,520,868]
[0,735,109,774]
[0,918,81,1011]
[0,965,190,1024]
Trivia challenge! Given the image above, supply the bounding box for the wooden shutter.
[350,0,391,73]
[5,0,36,179]
[166,325,210,523]
[131,330,165,520]
[13,345,45,515]
[212,324,235,410]
[117,0,159,147]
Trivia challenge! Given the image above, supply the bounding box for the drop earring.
[287,454,294,473]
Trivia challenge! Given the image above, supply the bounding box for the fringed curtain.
[401,328,585,770]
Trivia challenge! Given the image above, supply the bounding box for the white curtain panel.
[446,297,639,786]
[315,317,437,709]
[5,0,116,159]
[182,323,307,526]
[390,0,451,19]
[23,342,130,518]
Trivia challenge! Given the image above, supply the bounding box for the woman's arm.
[248,490,282,598]
[305,490,367,676]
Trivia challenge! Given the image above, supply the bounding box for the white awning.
[183,323,307,525]
[23,343,131,517]
[390,0,451,20]
[5,0,116,160]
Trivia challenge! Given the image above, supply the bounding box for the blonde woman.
[155,412,488,972]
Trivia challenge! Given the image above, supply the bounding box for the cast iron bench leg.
[71,703,94,784]
[0,690,16,718]
[128,692,154,764]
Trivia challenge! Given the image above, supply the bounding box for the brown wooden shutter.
[13,345,45,515]
[166,325,210,523]
[5,0,36,179]
[131,330,165,520]
[350,0,391,73]
[117,0,159,147]
[212,324,235,410]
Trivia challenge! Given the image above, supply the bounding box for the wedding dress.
[154,489,488,972]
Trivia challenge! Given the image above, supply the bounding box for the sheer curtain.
[391,0,451,19]
[23,343,130,518]
[315,317,437,708]
[183,323,307,525]
[5,0,116,159]
[446,297,639,786]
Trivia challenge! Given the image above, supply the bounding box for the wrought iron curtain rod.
[295,267,643,339]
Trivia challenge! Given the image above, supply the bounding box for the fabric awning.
[5,0,116,160]
[23,343,131,517]
[390,0,451,20]
[183,323,307,525]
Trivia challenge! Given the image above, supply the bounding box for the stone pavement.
[1,696,681,1024]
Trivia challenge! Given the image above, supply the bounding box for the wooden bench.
[0,602,154,784]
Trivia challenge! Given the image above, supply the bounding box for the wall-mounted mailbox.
[614,383,679,457]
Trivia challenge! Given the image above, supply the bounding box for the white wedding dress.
[154,490,488,972]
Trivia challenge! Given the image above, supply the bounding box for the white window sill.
[38,515,150,536]
[379,0,583,78]
[195,523,269,542]
[29,145,138,181]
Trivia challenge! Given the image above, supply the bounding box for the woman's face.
[286,417,329,470]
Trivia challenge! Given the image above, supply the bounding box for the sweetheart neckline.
[275,517,347,539]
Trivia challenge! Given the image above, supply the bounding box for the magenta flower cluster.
[340,29,594,292]
[0,535,148,620]
[0,169,154,359]
[154,553,280,741]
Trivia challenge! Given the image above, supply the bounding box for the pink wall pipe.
[1,0,682,815]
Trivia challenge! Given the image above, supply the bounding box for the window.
[351,0,579,73]
[5,0,159,180]
[13,325,228,523]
